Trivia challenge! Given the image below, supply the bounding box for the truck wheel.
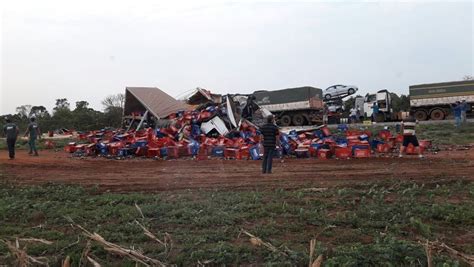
[279,115,291,126]
[414,110,428,121]
[430,109,445,120]
[292,114,305,126]
[348,88,355,95]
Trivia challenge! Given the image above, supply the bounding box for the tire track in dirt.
[1,150,473,192]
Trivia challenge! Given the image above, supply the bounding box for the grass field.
[0,177,473,266]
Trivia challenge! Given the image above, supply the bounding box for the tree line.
[0,94,124,134]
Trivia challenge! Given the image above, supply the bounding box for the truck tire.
[414,110,428,121]
[430,108,445,120]
[292,114,305,126]
[279,115,291,126]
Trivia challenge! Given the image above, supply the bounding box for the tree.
[102,93,125,110]
[30,106,50,119]
[389,93,410,112]
[101,94,125,128]
[53,98,70,112]
[462,75,473,81]
[15,105,32,119]
[75,101,90,111]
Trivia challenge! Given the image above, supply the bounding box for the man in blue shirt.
[3,118,19,159]
[371,102,379,122]
[452,101,462,128]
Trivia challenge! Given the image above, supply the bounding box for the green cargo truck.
[409,80,474,120]
[253,86,325,126]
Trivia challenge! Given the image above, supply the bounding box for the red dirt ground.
[1,149,473,192]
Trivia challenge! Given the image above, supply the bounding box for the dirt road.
[1,149,473,192]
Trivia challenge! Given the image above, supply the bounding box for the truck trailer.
[253,86,324,126]
[409,80,474,121]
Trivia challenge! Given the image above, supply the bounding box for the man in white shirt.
[399,113,423,158]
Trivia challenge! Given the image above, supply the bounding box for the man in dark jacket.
[260,115,279,174]
[24,117,41,156]
[3,118,19,159]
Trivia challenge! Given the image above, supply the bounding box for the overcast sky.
[1,0,472,114]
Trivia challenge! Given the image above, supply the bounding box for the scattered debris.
[0,238,50,266]
[418,239,474,266]
[240,230,288,257]
[75,224,166,267]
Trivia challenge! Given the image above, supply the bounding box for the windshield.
[366,94,376,102]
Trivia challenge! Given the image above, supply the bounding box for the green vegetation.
[0,137,76,151]
[0,94,124,134]
[417,122,474,145]
[0,178,472,266]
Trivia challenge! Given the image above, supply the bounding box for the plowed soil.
[1,149,473,192]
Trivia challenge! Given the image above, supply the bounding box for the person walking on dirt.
[260,115,279,174]
[24,117,41,156]
[3,118,19,160]
[399,113,423,158]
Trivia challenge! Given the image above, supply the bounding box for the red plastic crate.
[335,147,351,159]
[295,148,309,158]
[239,146,250,160]
[395,134,404,143]
[406,144,425,155]
[354,149,370,158]
[379,130,391,140]
[376,143,391,153]
[387,137,397,148]
[178,145,190,157]
[167,146,179,159]
[135,147,147,156]
[321,126,331,136]
[146,148,159,158]
[318,149,331,159]
[224,148,241,159]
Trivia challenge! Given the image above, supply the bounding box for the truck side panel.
[409,81,474,100]
[410,95,474,107]
[253,86,323,106]
[259,99,323,112]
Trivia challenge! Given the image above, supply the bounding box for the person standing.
[349,107,357,124]
[371,102,379,122]
[399,113,423,158]
[452,101,462,128]
[260,115,279,174]
[356,106,362,123]
[461,99,468,124]
[3,118,19,159]
[24,117,41,156]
